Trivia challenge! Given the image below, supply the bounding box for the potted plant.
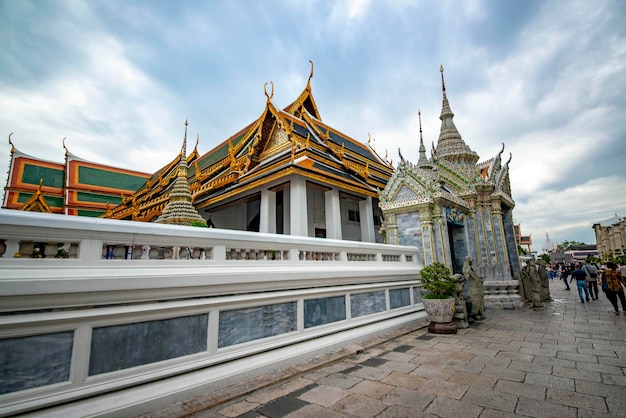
[420,262,457,327]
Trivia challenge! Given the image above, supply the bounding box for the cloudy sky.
[1,0,625,252]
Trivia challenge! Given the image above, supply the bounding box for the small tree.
[420,262,457,299]
[539,254,551,264]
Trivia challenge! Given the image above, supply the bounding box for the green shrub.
[420,262,456,299]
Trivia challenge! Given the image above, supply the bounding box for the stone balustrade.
[0,209,425,417]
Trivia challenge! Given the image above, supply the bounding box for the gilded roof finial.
[440,64,446,99]
[62,137,68,156]
[8,132,14,153]
[264,81,274,102]
[368,133,371,144]
[195,133,199,152]
[307,60,314,88]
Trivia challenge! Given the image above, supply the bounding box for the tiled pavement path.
[154,280,626,417]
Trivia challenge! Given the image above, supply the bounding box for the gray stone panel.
[219,303,297,348]
[413,287,423,304]
[304,296,346,328]
[351,291,386,318]
[89,314,208,375]
[396,212,424,265]
[389,288,411,309]
[0,331,73,395]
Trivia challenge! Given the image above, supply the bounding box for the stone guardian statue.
[464,256,486,320]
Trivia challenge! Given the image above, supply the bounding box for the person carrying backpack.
[583,259,599,300]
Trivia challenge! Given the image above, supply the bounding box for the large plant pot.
[422,297,455,323]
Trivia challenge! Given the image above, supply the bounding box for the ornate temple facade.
[3,64,392,243]
[379,67,522,304]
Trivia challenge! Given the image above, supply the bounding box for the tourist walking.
[570,264,590,303]
[599,262,626,315]
[583,259,599,300]
[560,264,571,290]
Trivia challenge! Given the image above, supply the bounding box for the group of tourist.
[546,260,626,315]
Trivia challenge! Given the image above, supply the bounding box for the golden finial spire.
[307,60,314,87]
[440,64,447,99]
[264,82,274,102]
[8,132,14,153]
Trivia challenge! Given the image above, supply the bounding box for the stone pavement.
[154,280,626,417]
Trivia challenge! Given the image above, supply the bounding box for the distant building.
[593,214,625,261]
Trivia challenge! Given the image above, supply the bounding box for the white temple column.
[259,189,276,234]
[324,188,342,240]
[360,196,375,243]
[289,177,308,236]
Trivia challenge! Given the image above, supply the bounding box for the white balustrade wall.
[0,210,425,417]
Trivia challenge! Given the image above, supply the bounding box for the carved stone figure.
[523,258,544,309]
[519,266,532,304]
[452,273,469,329]
[464,256,485,320]
[537,260,552,301]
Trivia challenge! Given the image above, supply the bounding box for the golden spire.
[307,60,314,90]
[264,81,274,103]
[8,132,14,153]
[62,137,68,156]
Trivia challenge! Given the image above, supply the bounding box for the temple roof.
[105,65,393,221]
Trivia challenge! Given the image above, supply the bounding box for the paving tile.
[508,359,551,374]
[461,386,517,412]
[381,351,416,362]
[418,378,468,400]
[348,379,395,398]
[576,361,624,375]
[283,403,348,418]
[380,371,427,390]
[605,394,626,416]
[494,379,546,400]
[448,370,497,389]
[256,396,310,418]
[477,408,518,418]
[246,378,315,404]
[551,365,602,382]
[532,355,576,368]
[410,364,454,380]
[317,372,363,389]
[494,351,535,362]
[376,404,436,418]
[601,373,626,387]
[349,365,392,381]
[545,387,608,413]
[481,365,525,382]
[330,393,387,417]
[515,396,577,417]
[218,400,260,418]
[556,351,599,363]
[425,395,482,418]
[524,372,576,392]
[392,344,415,352]
[382,386,435,409]
[360,357,389,368]
[298,384,350,407]
[377,359,418,373]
